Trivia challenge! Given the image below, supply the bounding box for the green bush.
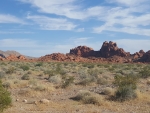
[72,90,103,105]
[6,67,15,74]
[21,74,30,80]
[20,65,30,71]
[0,71,5,79]
[35,62,43,67]
[0,80,12,112]
[61,76,74,88]
[139,66,150,78]
[114,75,138,101]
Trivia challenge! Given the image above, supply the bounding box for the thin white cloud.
[0,14,25,24]
[93,1,150,36]
[19,0,107,20]
[0,39,38,47]
[108,0,149,6]
[27,15,77,30]
[0,31,34,34]
[18,0,150,36]
[76,28,85,32]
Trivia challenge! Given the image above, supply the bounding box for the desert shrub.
[0,71,5,79]
[48,75,62,84]
[20,65,30,71]
[114,74,138,101]
[0,80,12,112]
[139,66,150,78]
[21,74,30,80]
[87,64,95,69]
[147,79,150,85]
[97,78,108,85]
[73,90,103,105]
[102,87,114,95]
[2,82,11,89]
[61,76,74,88]
[35,62,43,67]
[6,67,15,74]
[34,85,46,91]
[88,69,99,78]
[78,78,94,86]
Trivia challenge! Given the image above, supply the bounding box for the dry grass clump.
[102,87,114,96]
[97,77,108,85]
[72,90,104,106]
[48,75,62,84]
[146,79,150,85]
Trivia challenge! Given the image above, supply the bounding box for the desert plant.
[72,90,103,105]
[21,74,30,80]
[78,78,93,86]
[6,67,15,74]
[97,78,108,85]
[20,65,30,71]
[0,71,5,79]
[61,76,74,88]
[0,80,12,112]
[35,62,43,67]
[102,87,114,95]
[48,75,62,84]
[139,66,150,78]
[114,74,138,101]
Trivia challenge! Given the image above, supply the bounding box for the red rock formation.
[70,46,94,57]
[100,41,130,58]
[132,50,145,60]
[38,53,68,62]
[6,54,18,61]
[18,55,26,60]
[140,50,150,62]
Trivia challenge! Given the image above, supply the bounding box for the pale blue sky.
[0,0,150,57]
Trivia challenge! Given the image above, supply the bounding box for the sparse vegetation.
[21,74,30,80]
[139,66,150,78]
[73,90,103,105]
[114,74,138,101]
[6,67,15,74]
[0,61,149,113]
[0,80,12,112]
[20,65,30,71]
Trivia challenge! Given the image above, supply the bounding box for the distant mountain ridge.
[0,50,36,59]
[0,50,21,58]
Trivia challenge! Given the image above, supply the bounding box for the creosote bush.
[114,74,138,101]
[21,74,30,80]
[61,76,74,88]
[0,80,12,112]
[20,65,30,71]
[6,67,15,74]
[72,90,103,105]
[139,66,150,78]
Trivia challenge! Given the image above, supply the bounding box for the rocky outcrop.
[39,53,67,61]
[70,46,94,57]
[69,41,130,58]
[0,41,149,63]
[0,54,28,61]
[132,50,145,60]
[139,50,150,62]
[100,41,130,58]
[17,55,26,60]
